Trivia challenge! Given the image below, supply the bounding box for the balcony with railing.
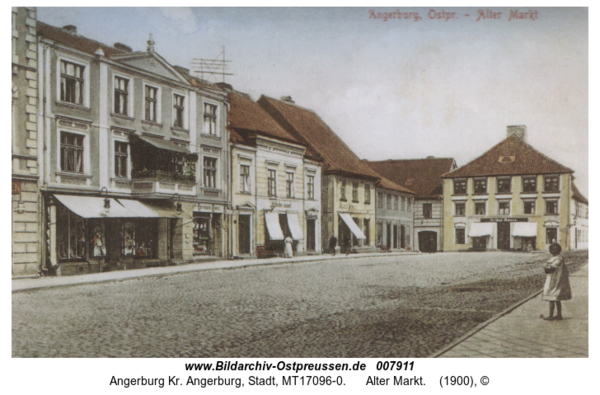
[131,169,197,196]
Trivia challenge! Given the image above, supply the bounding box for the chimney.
[173,66,190,77]
[62,25,77,35]
[280,96,295,104]
[114,43,132,53]
[147,33,155,52]
[507,125,527,141]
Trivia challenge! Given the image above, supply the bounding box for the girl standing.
[541,243,572,320]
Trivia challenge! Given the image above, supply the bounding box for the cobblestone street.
[12,251,587,358]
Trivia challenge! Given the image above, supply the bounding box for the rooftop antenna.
[191,46,233,83]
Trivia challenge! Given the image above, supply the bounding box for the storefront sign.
[270,200,292,208]
[480,218,528,223]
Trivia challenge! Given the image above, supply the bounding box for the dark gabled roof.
[37,21,126,57]
[258,95,380,180]
[366,157,456,199]
[377,175,415,195]
[572,182,588,205]
[443,134,573,179]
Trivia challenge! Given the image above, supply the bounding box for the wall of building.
[443,173,572,251]
[12,7,40,277]
[230,144,257,257]
[570,199,588,250]
[413,198,443,252]
[375,188,413,250]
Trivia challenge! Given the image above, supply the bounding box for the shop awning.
[512,222,537,237]
[265,212,284,240]
[136,135,189,154]
[468,222,495,237]
[339,213,366,240]
[287,213,303,240]
[54,194,188,219]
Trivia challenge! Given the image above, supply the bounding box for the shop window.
[352,182,359,203]
[114,141,128,178]
[523,176,537,192]
[268,169,277,197]
[475,201,486,215]
[455,202,465,216]
[524,200,535,214]
[307,175,315,199]
[203,157,217,188]
[121,220,157,258]
[60,60,84,105]
[423,203,432,219]
[204,103,217,135]
[544,175,559,192]
[57,208,86,261]
[498,201,510,215]
[89,220,106,257]
[455,228,465,244]
[60,132,84,173]
[193,215,211,255]
[497,177,511,193]
[114,76,129,116]
[454,179,466,195]
[546,200,558,215]
[364,183,371,204]
[474,178,487,194]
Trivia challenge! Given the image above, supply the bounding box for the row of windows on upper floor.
[262,167,316,200]
[377,192,412,212]
[452,174,561,195]
[339,180,372,205]
[453,199,561,217]
[59,59,220,136]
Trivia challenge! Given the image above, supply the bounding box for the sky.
[36,7,589,196]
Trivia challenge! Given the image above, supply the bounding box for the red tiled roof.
[572,182,588,205]
[258,95,380,180]
[366,158,456,199]
[443,134,573,179]
[228,91,304,146]
[37,21,126,57]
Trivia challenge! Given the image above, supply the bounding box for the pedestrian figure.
[329,235,337,255]
[541,243,571,321]
[284,236,294,258]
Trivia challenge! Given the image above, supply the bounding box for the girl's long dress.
[543,255,572,301]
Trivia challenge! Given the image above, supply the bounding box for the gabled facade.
[12,7,41,277]
[367,157,457,253]
[258,95,380,253]
[570,182,588,250]
[36,22,229,275]
[441,126,578,252]
[227,90,322,257]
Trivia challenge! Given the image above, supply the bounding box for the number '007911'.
[376,361,414,371]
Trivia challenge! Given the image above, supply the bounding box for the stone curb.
[12,251,419,293]
[428,263,587,358]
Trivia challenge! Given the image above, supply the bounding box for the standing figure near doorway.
[284,236,294,258]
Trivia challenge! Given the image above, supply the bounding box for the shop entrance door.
[105,220,121,262]
[497,222,511,250]
[306,219,315,251]
[238,215,251,254]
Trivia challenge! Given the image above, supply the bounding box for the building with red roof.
[441,126,586,251]
[366,157,457,252]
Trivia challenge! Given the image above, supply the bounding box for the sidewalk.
[433,264,588,358]
[12,251,418,293]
